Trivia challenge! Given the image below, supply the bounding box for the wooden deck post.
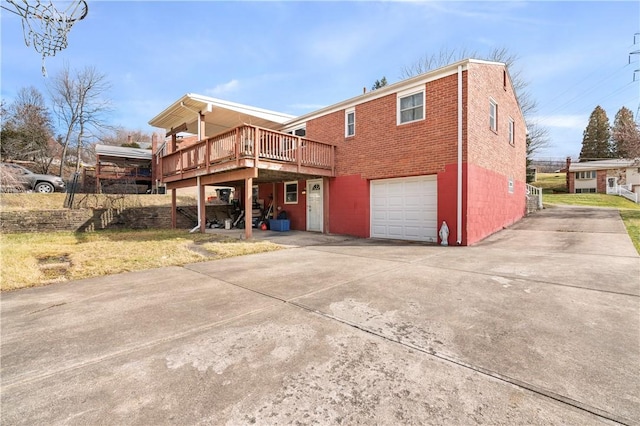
[171,189,177,229]
[245,176,252,240]
[199,180,206,233]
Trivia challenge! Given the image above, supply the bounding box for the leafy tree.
[371,76,388,91]
[611,106,640,158]
[579,106,612,161]
[0,87,55,173]
[48,64,112,176]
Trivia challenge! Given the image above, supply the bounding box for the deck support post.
[199,179,206,233]
[245,176,253,240]
[171,189,177,229]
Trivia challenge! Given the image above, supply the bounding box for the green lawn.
[543,193,640,254]
[532,172,567,194]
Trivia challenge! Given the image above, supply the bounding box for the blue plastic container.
[269,219,290,232]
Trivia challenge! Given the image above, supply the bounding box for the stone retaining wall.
[0,205,233,234]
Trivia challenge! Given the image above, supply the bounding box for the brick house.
[149,58,527,245]
[566,157,640,196]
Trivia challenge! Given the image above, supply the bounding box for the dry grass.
[0,230,281,291]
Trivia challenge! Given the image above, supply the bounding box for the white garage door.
[370,176,438,242]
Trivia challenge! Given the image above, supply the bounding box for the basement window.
[285,181,298,204]
[576,188,596,193]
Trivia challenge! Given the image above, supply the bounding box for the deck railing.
[161,124,334,178]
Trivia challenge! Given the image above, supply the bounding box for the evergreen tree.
[371,76,388,91]
[611,106,640,158]
[579,106,611,161]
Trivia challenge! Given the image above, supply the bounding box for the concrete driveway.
[2,205,639,425]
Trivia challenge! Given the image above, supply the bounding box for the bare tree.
[48,64,112,177]
[0,87,55,173]
[401,47,545,157]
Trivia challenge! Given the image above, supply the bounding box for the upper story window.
[489,99,498,132]
[576,171,596,180]
[345,108,355,137]
[508,118,514,146]
[397,89,424,125]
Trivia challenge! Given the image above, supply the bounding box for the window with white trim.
[576,171,596,180]
[576,188,596,193]
[397,90,424,125]
[508,118,514,145]
[489,99,498,132]
[345,109,355,137]
[284,181,298,204]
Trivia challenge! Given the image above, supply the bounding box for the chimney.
[363,87,366,94]
[127,135,132,145]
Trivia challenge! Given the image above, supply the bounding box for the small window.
[576,188,596,193]
[345,109,355,137]
[489,99,498,132]
[398,90,424,124]
[576,171,596,179]
[508,177,514,194]
[508,118,514,146]
[284,181,298,204]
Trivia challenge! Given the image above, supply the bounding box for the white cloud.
[205,79,240,96]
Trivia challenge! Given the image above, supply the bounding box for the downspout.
[457,65,463,245]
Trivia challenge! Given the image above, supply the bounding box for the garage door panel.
[370,176,437,243]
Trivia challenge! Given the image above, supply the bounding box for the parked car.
[0,163,66,193]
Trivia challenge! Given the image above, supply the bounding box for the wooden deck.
[160,124,335,184]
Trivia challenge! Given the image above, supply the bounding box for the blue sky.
[1,0,638,160]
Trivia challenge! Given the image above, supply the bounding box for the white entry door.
[306,179,323,232]
[370,175,438,242]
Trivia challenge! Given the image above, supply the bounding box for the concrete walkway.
[2,205,639,425]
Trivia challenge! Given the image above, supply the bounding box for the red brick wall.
[466,163,525,244]
[597,170,607,193]
[306,72,467,179]
[466,62,526,181]
[261,181,307,231]
[328,174,370,238]
[437,164,468,245]
[568,172,575,193]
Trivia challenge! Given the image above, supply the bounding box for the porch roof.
[569,158,640,172]
[148,94,295,137]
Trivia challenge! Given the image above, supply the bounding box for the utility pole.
[630,33,640,119]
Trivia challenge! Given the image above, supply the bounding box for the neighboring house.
[149,58,527,245]
[566,157,640,197]
[94,144,153,194]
